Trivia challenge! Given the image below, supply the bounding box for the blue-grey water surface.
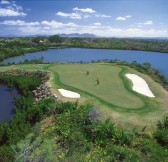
[2,48,168,78]
[0,84,20,121]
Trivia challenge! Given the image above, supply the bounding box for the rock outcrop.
[32,82,51,102]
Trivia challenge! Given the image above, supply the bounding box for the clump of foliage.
[0,75,41,95]
[48,35,63,43]
[0,38,47,62]
[13,101,168,161]
[6,57,45,65]
[155,117,168,148]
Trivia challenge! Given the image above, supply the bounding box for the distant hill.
[58,33,97,38]
[122,37,168,41]
[0,33,97,38]
[1,33,168,40]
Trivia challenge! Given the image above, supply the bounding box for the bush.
[155,117,168,147]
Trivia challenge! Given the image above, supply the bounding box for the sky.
[0,0,168,37]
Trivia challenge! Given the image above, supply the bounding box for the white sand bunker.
[126,74,155,97]
[58,89,80,98]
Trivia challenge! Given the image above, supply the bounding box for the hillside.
[0,63,168,161]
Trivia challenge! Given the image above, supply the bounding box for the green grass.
[1,63,168,129]
[49,64,144,108]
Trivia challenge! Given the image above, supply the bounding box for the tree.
[32,36,46,43]
[48,35,63,43]
[143,62,151,69]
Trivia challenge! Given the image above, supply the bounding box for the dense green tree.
[48,35,63,43]
[32,36,46,43]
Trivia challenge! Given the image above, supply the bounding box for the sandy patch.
[58,89,80,98]
[126,74,155,97]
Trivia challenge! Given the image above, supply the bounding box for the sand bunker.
[126,74,155,97]
[58,89,80,98]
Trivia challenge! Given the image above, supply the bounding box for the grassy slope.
[1,63,168,130]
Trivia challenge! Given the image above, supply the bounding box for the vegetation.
[13,102,168,161]
[0,64,167,161]
[0,34,168,161]
[13,57,45,65]
[155,116,168,148]
[1,36,168,62]
[0,71,55,161]
[0,38,47,62]
[0,75,41,95]
[48,35,63,43]
[59,37,168,53]
[0,96,168,161]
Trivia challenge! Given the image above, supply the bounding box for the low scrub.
[13,101,168,161]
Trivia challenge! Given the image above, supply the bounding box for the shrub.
[155,117,168,147]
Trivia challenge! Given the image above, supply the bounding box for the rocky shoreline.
[32,82,51,102]
[0,69,60,102]
[32,82,59,102]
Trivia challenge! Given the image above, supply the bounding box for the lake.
[2,48,168,78]
[0,84,20,122]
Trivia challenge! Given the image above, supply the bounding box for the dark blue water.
[0,84,20,121]
[2,48,168,78]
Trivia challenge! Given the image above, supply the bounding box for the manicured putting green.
[48,64,144,108]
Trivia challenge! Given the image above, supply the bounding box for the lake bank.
[2,48,168,78]
[0,69,51,121]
